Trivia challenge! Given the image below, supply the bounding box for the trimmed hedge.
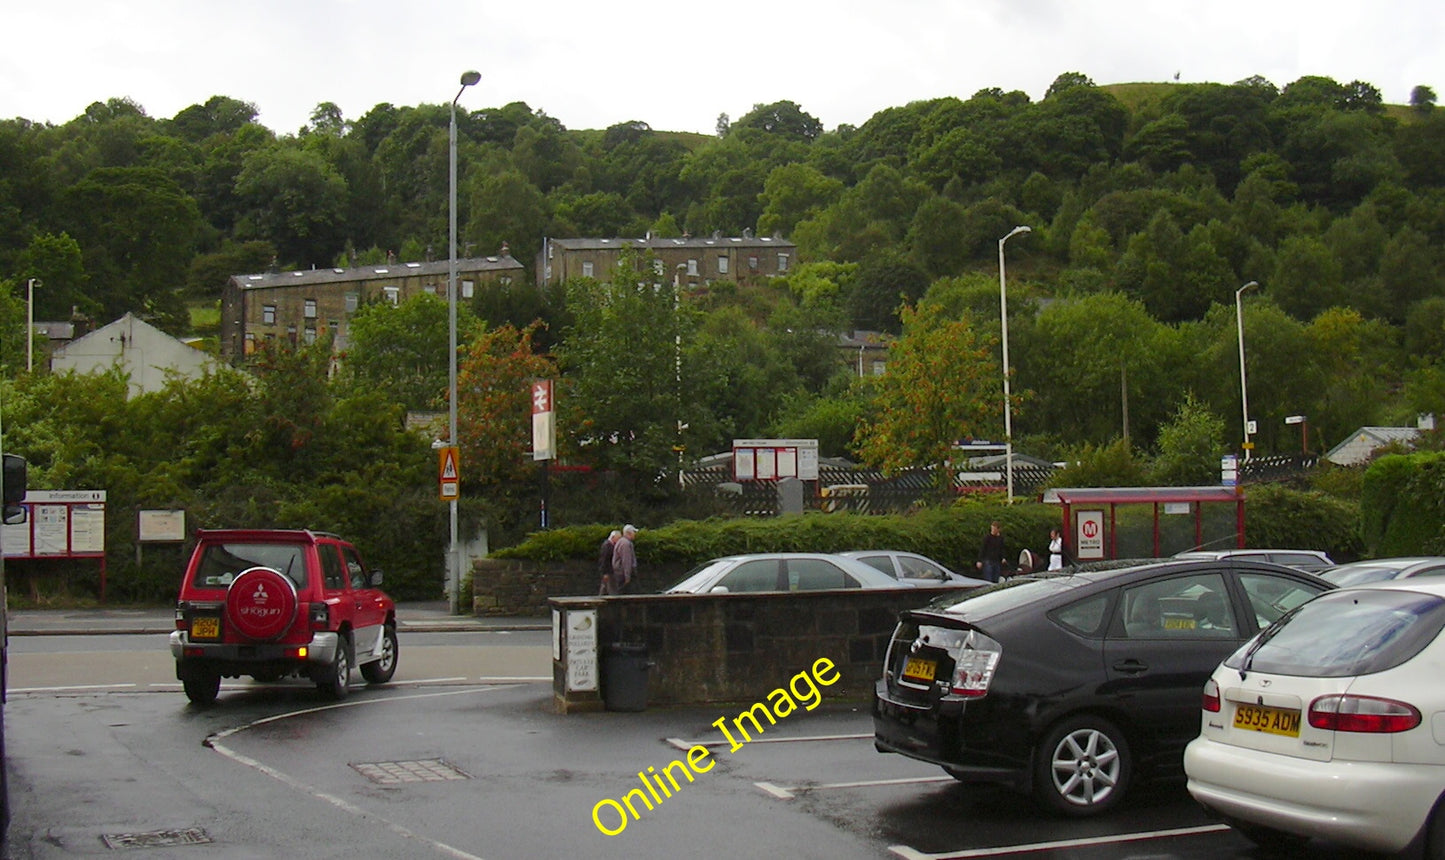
[494,485,1366,570]
[493,500,1062,575]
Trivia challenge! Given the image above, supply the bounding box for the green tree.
[555,252,687,490]
[854,301,1001,489]
[340,293,480,411]
[1150,393,1226,485]
[1411,85,1437,112]
[455,322,558,490]
[234,145,350,268]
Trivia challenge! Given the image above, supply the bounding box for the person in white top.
[1048,528,1067,570]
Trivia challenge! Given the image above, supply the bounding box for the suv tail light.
[948,643,1001,698]
[1309,694,1421,733]
[175,602,188,631]
[309,602,331,630]
[1202,678,1221,713]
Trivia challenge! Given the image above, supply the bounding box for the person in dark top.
[976,521,1005,583]
[598,529,621,595]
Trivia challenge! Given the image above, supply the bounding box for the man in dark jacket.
[598,529,621,595]
[976,521,1005,583]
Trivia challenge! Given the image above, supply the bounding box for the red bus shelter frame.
[1047,486,1245,560]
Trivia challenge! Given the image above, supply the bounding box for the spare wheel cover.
[226,566,299,641]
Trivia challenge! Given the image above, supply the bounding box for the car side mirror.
[370,569,384,587]
[4,453,27,524]
[709,585,729,594]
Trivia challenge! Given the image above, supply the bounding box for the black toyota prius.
[872,558,1331,816]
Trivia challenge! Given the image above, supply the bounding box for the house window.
[303,324,317,345]
[383,286,400,305]
[286,325,297,346]
[778,253,790,272]
[304,299,317,319]
[345,293,359,313]
[262,305,276,325]
[871,360,887,376]
[328,320,339,339]
[749,256,759,270]
[463,279,475,298]
[582,262,594,278]
[653,260,664,276]
[423,283,438,296]
[717,255,729,274]
[687,259,699,276]
[499,276,512,286]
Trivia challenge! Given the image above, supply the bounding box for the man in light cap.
[612,524,638,593]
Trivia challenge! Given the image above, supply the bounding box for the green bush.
[1361,452,1445,556]
[1245,484,1362,561]
[494,500,1062,574]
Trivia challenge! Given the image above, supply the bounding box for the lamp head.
[460,71,481,87]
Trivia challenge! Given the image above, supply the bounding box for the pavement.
[4,601,548,636]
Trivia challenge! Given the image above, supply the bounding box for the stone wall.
[549,586,964,713]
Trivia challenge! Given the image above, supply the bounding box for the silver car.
[1319,556,1445,587]
[839,550,987,587]
[664,553,912,594]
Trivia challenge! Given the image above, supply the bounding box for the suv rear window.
[192,542,309,589]
[1227,589,1445,677]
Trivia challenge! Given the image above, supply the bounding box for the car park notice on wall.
[565,609,598,692]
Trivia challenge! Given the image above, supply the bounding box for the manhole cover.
[101,828,212,849]
[351,759,471,784]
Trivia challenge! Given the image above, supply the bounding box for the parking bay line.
[665,732,872,751]
[886,823,1232,860]
[755,774,956,799]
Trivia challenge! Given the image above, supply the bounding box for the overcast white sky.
[5,1,1441,136]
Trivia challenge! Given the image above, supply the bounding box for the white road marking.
[886,823,1234,859]
[755,775,956,799]
[10,683,137,693]
[666,732,871,750]
[207,688,500,860]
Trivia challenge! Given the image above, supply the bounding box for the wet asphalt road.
[0,631,1387,859]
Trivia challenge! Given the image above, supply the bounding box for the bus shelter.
[1043,486,1245,561]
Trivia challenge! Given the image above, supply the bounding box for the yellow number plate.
[902,656,936,684]
[1233,703,1301,737]
[191,617,220,639]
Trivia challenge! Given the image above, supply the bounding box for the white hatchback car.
[1184,579,1445,855]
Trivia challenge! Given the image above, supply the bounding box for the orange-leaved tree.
[455,322,557,490]
[854,301,1004,490]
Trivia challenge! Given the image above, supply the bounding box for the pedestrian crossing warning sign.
[438,446,460,501]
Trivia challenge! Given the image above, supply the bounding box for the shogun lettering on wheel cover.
[225,567,299,641]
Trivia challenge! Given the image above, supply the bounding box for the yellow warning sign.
[439,446,460,501]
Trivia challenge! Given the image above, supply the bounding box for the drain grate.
[351,759,471,784]
[101,828,212,850]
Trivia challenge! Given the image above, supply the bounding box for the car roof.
[913,557,1324,617]
[1336,578,1445,597]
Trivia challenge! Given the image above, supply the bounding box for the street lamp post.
[1235,281,1259,461]
[447,70,480,615]
[25,278,40,373]
[998,226,1031,503]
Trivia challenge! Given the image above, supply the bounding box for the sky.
[5,0,1442,136]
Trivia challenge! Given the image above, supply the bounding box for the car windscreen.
[665,559,737,593]
[923,575,1083,618]
[1226,589,1445,677]
[193,542,308,589]
[1321,565,1408,587]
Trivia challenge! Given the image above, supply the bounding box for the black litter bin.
[603,643,651,712]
